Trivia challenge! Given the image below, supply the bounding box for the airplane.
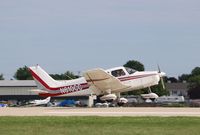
[29,97,51,106]
[29,65,166,103]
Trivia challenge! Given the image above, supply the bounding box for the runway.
[1,107,200,116]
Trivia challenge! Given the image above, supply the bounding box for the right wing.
[83,68,130,95]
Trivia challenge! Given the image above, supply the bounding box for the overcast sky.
[0,0,200,79]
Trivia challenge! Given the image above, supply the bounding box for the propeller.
[157,65,166,89]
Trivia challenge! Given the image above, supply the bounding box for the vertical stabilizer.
[29,65,59,90]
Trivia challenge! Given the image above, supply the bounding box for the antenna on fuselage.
[65,74,73,80]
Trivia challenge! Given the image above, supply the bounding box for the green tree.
[178,67,200,83]
[187,67,200,89]
[123,60,145,71]
[191,67,200,76]
[50,74,62,80]
[14,66,33,80]
[151,80,169,96]
[178,74,191,82]
[188,86,200,99]
[185,67,200,99]
[188,75,200,89]
[50,71,78,80]
[64,71,77,79]
[0,74,4,80]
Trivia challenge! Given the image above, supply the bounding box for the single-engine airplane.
[29,97,51,106]
[29,65,166,102]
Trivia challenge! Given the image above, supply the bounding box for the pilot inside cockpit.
[112,69,126,77]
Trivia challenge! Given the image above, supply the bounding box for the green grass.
[0,117,200,135]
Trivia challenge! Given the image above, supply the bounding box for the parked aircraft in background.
[141,93,159,100]
[29,97,51,106]
[29,65,165,103]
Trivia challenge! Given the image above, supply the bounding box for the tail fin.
[29,65,59,90]
[45,97,51,102]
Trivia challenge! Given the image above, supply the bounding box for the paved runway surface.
[0,107,200,116]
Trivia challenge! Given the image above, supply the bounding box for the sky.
[0,0,200,79]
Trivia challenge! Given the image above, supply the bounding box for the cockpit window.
[125,67,137,74]
[111,69,126,77]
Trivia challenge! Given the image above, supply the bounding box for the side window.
[125,67,136,74]
[111,69,126,77]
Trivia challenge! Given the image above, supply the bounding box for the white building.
[166,82,189,97]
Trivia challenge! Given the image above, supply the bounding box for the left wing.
[83,68,130,95]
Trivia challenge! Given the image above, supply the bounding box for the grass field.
[0,117,200,135]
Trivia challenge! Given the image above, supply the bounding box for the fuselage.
[36,67,161,97]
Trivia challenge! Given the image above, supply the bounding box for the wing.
[83,68,130,95]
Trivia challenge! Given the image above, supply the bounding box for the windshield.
[125,67,137,74]
[111,69,126,77]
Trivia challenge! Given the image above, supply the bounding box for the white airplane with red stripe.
[29,65,166,101]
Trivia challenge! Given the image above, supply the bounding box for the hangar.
[0,80,38,100]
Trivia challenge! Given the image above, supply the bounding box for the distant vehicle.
[117,97,129,106]
[95,102,115,107]
[58,99,75,107]
[95,103,103,107]
[29,97,51,106]
[0,104,7,107]
[102,102,109,107]
[141,92,159,100]
[155,96,185,103]
[118,97,128,104]
[145,99,153,103]
[29,65,165,104]
[189,99,200,107]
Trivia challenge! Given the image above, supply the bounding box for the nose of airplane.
[157,65,166,77]
[159,72,166,77]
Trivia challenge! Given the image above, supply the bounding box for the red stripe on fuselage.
[29,68,89,91]
[39,93,65,97]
